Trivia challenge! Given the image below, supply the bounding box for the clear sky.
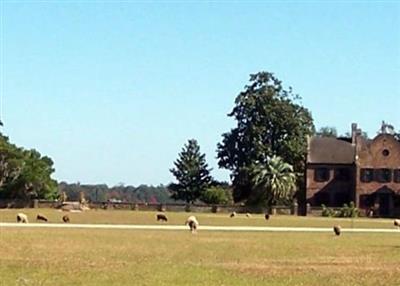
[1,1,399,186]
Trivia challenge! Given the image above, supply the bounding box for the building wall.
[356,134,400,196]
[304,132,400,216]
[306,164,355,207]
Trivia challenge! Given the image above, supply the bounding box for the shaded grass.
[0,208,397,229]
[1,228,400,286]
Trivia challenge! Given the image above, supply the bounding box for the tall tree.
[169,139,213,203]
[249,155,296,208]
[0,134,23,188]
[217,72,314,203]
[0,134,58,200]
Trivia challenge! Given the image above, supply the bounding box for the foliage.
[0,135,23,189]
[343,131,369,139]
[321,202,359,218]
[321,204,335,217]
[58,182,175,203]
[0,134,57,200]
[217,72,314,203]
[316,126,337,138]
[200,186,233,205]
[337,202,359,218]
[249,155,296,208]
[169,139,213,203]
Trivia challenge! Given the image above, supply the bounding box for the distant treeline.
[58,182,178,204]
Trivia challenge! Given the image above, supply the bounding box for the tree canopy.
[217,72,314,204]
[169,139,213,203]
[58,182,174,203]
[249,155,296,208]
[0,134,58,200]
[316,126,338,138]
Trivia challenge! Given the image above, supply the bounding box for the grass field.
[1,209,400,285]
[0,208,397,228]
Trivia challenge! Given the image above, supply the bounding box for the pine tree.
[169,139,213,203]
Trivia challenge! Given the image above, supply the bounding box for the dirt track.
[1,222,400,233]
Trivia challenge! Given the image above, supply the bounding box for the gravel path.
[1,222,400,233]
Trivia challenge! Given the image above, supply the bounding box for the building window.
[360,168,374,183]
[394,169,400,183]
[382,149,390,157]
[335,168,351,181]
[314,168,330,182]
[375,168,392,183]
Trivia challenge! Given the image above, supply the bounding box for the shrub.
[348,201,359,218]
[321,204,335,217]
[338,203,349,217]
[201,186,232,205]
[322,202,358,218]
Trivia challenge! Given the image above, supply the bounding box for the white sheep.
[17,213,29,223]
[394,219,400,228]
[185,215,199,234]
[230,212,236,218]
[246,212,252,218]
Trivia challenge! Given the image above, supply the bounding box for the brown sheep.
[265,213,270,220]
[62,214,70,223]
[16,213,29,223]
[156,213,168,222]
[36,214,48,222]
[333,225,341,236]
[185,215,199,233]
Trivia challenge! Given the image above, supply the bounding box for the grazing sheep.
[156,213,168,222]
[36,213,48,222]
[333,225,341,236]
[62,214,70,223]
[394,219,400,227]
[246,213,252,218]
[230,212,236,218]
[185,215,199,233]
[265,213,270,220]
[16,213,29,223]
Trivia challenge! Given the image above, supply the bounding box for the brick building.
[304,123,400,217]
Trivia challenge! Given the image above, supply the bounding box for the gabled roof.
[307,137,355,164]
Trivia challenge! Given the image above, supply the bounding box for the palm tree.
[249,155,296,208]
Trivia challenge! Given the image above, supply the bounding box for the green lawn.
[1,209,400,285]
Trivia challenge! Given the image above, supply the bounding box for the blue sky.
[1,1,399,186]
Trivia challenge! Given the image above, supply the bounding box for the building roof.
[307,137,355,164]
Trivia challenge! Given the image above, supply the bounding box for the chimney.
[351,123,357,144]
